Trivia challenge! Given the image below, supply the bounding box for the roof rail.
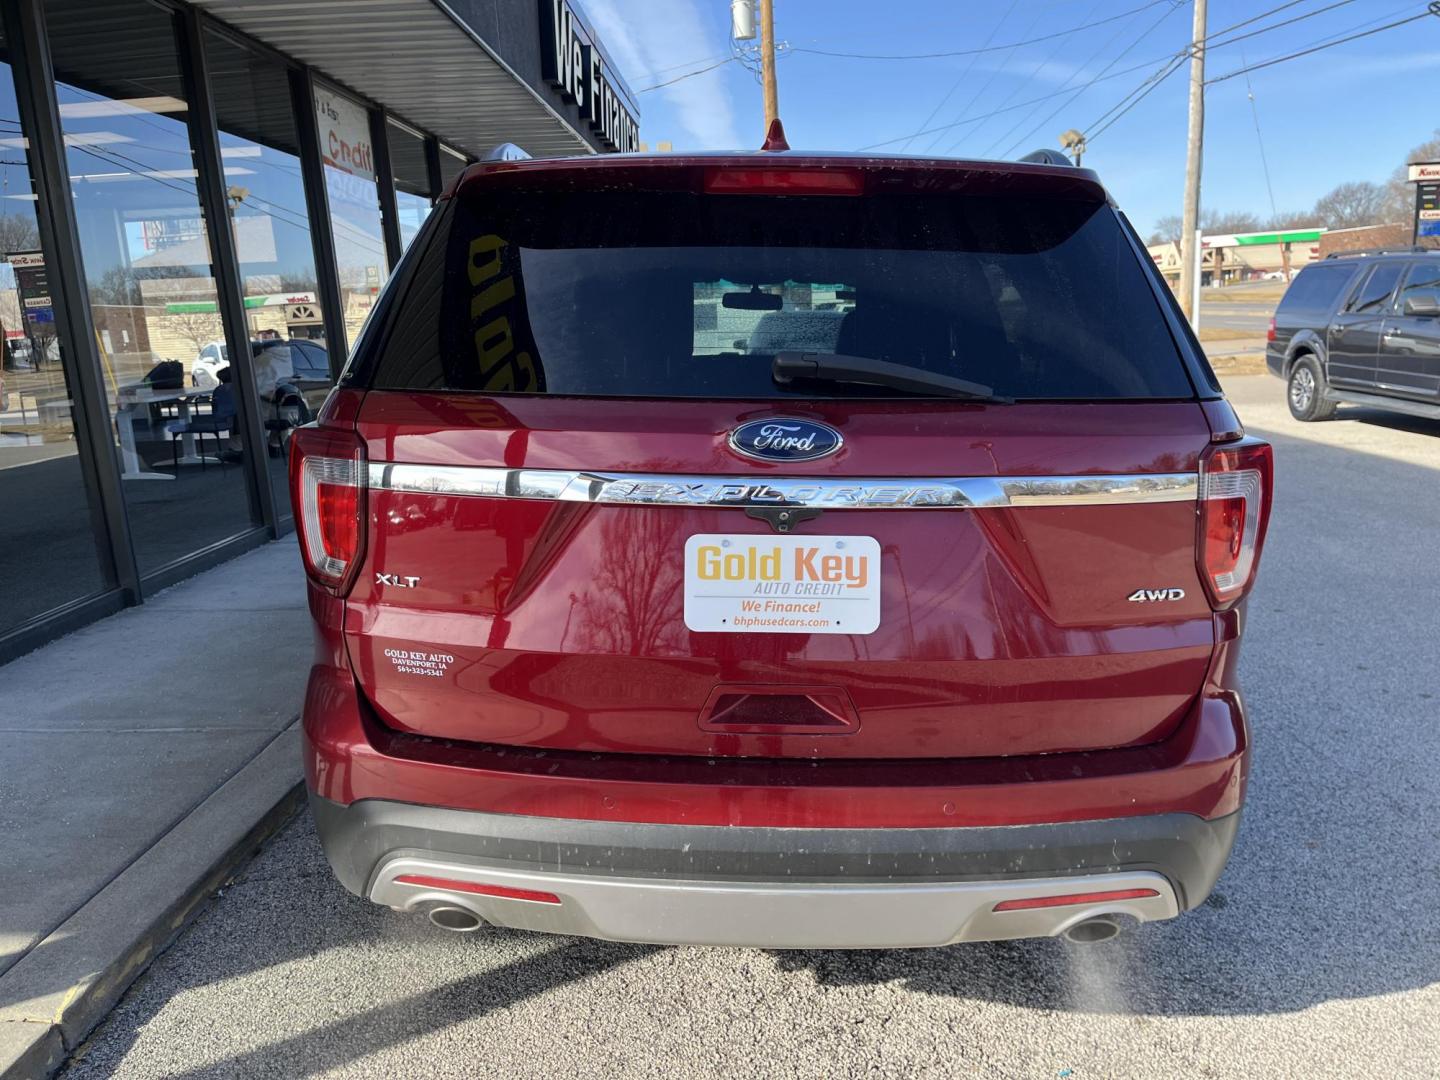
[485,143,531,162]
[1017,148,1073,167]
[1325,246,1435,259]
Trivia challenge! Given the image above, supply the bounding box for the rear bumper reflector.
[992,887,1160,912]
[366,463,1198,510]
[393,873,562,905]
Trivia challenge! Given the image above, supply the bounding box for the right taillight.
[1198,437,1273,609]
[289,424,366,594]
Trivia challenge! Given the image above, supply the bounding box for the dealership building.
[0,0,638,660]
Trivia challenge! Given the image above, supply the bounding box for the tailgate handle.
[698,684,860,735]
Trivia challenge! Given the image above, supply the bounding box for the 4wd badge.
[1127,588,1186,602]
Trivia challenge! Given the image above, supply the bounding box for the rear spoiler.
[449,154,1107,203]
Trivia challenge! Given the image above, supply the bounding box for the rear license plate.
[683,534,881,634]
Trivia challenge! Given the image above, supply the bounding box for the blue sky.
[581,0,1440,234]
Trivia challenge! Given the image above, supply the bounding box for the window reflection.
[48,0,255,575]
[0,36,109,632]
[388,118,432,251]
[205,29,328,522]
[438,144,469,190]
[314,80,388,349]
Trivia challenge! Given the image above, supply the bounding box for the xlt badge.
[376,573,421,589]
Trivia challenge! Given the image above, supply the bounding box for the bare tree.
[1147,214,1183,246]
[1266,209,1319,230]
[166,308,225,355]
[0,213,40,258]
[1312,181,1391,230]
[1201,209,1262,235]
[1151,210,1263,244]
[1385,128,1440,224]
[89,265,143,308]
[278,274,320,295]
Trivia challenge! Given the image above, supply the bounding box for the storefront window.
[205,30,326,523]
[438,144,469,190]
[0,30,110,635]
[47,0,256,576]
[314,80,388,349]
[388,118,432,252]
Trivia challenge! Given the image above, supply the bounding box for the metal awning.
[189,0,596,160]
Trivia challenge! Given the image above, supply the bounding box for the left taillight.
[1197,437,1273,610]
[289,424,366,595]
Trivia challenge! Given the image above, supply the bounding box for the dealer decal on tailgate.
[683,535,881,634]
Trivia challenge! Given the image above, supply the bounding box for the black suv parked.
[1267,249,1440,421]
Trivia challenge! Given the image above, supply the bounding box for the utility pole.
[759,0,779,129]
[1178,0,1206,322]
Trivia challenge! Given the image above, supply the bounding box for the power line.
[923,1,1053,155]
[974,1,1116,159]
[857,0,1426,154]
[899,0,1019,153]
[1084,54,1187,142]
[998,0,1189,159]
[794,0,1179,61]
[1205,6,1438,84]
[1206,0,1360,51]
[854,55,1179,151]
[630,53,732,82]
[1241,48,1279,220]
[1084,53,1187,138]
[1077,0,1366,141]
[966,0,1112,159]
[1081,0,1382,145]
[1204,0,1311,38]
[636,56,737,93]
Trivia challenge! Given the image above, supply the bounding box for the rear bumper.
[1266,344,1286,377]
[302,663,1251,830]
[311,795,1237,947]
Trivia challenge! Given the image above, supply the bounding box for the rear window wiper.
[772,351,1013,403]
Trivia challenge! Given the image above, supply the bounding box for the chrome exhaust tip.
[1062,916,1122,944]
[427,905,485,932]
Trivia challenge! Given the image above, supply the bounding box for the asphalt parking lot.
[61,375,1440,1080]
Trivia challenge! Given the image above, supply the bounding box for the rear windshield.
[1278,263,1360,317]
[368,189,1194,400]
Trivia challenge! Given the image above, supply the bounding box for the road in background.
[1199,282,1284,338]
[61,376,1440,1080]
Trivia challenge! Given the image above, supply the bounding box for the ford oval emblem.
[728,418,843,462]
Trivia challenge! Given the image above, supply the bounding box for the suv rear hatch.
[306,157,1239,762]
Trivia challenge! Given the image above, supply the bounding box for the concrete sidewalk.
[0,541,310,1078]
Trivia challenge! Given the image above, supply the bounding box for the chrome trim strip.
[367,463,1197,509]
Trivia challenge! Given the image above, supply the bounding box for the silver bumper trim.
[369,856,1180,948]
[366,463,1197,510]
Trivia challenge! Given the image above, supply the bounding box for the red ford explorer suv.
[291,146,1271,948]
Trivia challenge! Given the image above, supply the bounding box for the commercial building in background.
[1316,223,1416,258]
[1148,228,1326,288]
[0,0,639,661]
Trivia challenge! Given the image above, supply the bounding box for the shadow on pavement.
[1339,404,1440,438]
[61,818,658,1078]
[158,937,657,1080]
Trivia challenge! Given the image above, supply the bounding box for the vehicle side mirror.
[1403,290,1440,317]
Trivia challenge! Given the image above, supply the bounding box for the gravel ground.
[63,376,1440,1080]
